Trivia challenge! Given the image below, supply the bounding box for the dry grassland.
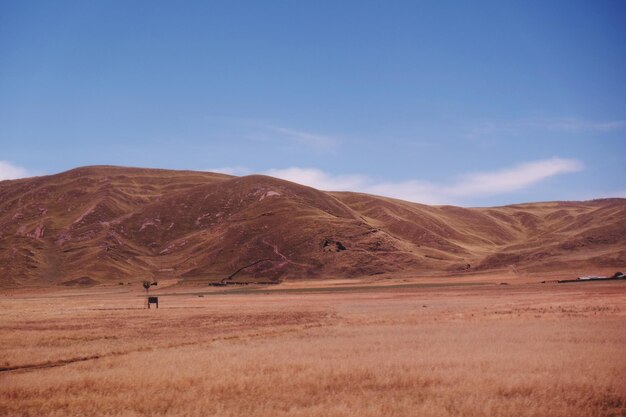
[1,281,626,417]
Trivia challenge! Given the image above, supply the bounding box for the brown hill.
[1,166,624,287]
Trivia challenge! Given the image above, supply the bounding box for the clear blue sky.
[1,1,625,206]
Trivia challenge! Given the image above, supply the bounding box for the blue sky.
[1,1,625,206]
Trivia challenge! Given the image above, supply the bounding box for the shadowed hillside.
[1,166,624,287]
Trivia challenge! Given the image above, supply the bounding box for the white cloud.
[263,167,367,192]
[209,166,252,176]
[361,180,444,205]
[445,158,584,197]
[256,158,584,205]
[0,161,31,181]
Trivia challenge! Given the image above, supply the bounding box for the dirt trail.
[0,319,332,375]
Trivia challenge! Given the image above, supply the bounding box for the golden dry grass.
[1,281,626,417]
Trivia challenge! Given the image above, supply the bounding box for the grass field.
[1,280,626,417]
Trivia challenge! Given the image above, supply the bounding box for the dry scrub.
[1,282,626,417]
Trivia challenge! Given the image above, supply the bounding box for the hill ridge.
[1,166,624,287]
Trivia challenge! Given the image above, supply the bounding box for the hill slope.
[1,166,624,287]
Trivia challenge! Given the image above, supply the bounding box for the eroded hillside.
[1,166,624,286]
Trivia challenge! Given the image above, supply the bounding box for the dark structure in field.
[147,296,158,308]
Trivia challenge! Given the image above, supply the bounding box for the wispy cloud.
[0,161,32,181]
[533,118,626,133]
[268,126,339,150]
[255,157,584,205]
[468,117,626,138]
[444,158,584,197]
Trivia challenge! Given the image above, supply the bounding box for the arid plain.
[2,278,625,417]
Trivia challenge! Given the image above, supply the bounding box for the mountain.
[1,166,624,287]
